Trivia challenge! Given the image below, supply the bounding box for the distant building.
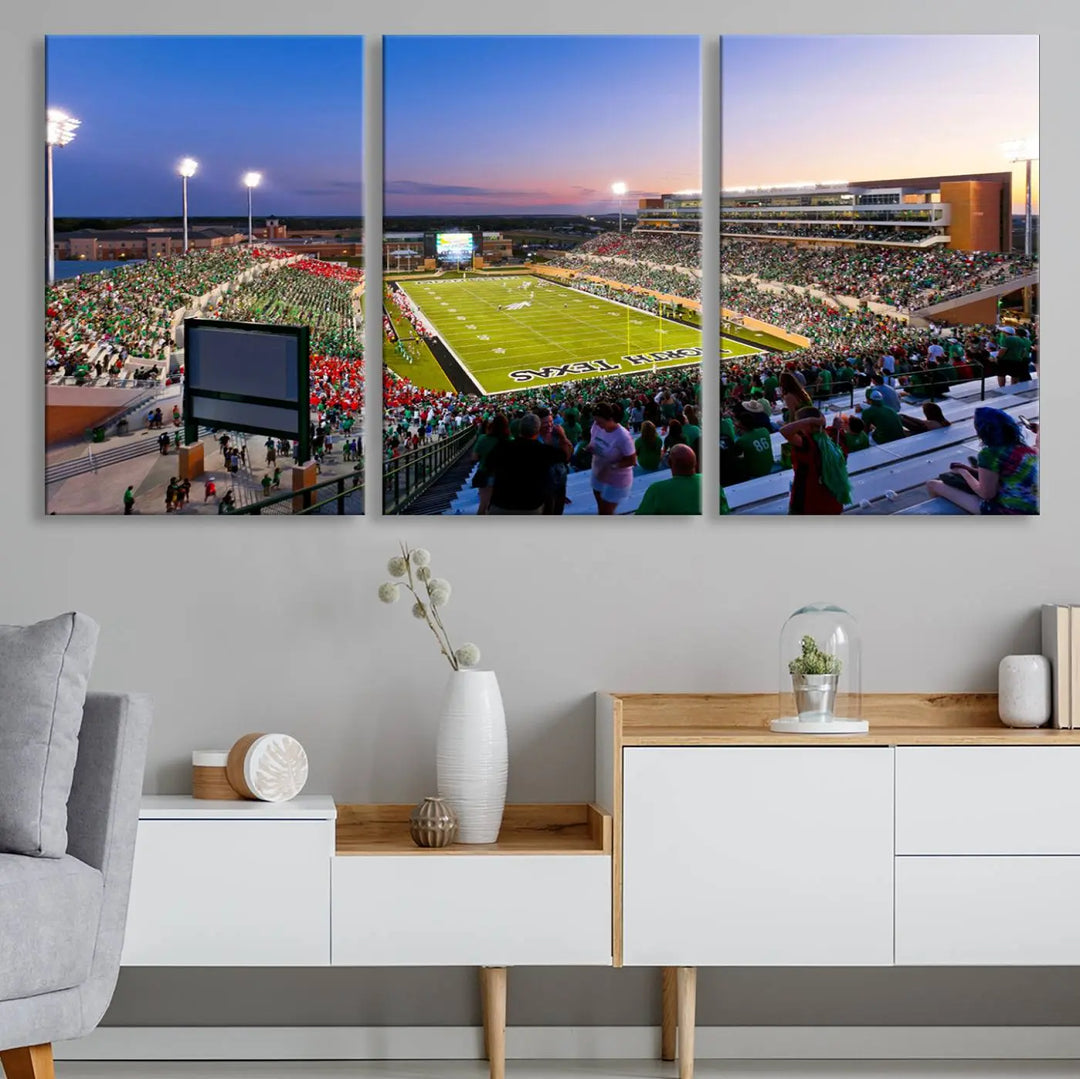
[720,172,1014,253]
[55,224,246,261]
[636,192,702,234]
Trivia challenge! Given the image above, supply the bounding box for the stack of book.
[1041,605,1080,728]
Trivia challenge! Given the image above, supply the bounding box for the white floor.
[54,1063,1080,1079]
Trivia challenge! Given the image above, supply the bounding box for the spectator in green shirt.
[636,445,701,515]
[725,400,776,483]
[634,421,664,472]
[860,391,906,444]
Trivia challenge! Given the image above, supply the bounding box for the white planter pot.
[436,670,507,844]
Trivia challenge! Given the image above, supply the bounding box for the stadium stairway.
[442,461,675,516]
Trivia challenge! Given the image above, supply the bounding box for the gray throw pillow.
[0,613,100,857]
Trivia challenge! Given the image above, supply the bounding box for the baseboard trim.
[54,1026,1080,1061]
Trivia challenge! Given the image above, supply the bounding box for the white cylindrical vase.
[436,670,507,844]
[998,654,1052,728]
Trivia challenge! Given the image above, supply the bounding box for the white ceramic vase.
[998,654,1052,728]
[436,669,507,844]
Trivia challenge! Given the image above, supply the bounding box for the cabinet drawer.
[896,856,1080,964]
[896,747,1080,854]
[332,854,611,966]
[122,819,332,966]
[622,747,894,966]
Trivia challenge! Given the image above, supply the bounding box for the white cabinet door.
[332,855,611,966]
[896,856,1080,964]
[122,819,332,966]
[622,747,894,966]
[896,747,1080,855]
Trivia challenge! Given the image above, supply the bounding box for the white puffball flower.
[427,577,451,598]
[429,586,451,609]
[410,548,432,569]
[411,602,428,620]
[455,643,481,668]
[387,556,407,578]
[416,566,432,582]
[378,582,400,604]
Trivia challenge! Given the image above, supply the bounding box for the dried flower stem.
[401,541,459,670]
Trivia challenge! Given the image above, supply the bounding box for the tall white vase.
[436,670,507,844]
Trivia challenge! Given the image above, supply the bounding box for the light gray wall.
[9,0,1078,1029]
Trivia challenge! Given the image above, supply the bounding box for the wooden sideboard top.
[336,802,612,856]
[601,693,1080,746]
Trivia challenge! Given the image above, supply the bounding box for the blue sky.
[384,35,701,215]
[47,36,363,216]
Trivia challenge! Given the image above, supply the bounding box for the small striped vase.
[436,670,507,844]
[409,796,457,848]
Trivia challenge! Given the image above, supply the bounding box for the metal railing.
[383,425,478,514]
[232,464,365,515]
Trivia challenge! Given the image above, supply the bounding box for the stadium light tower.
[46,108,81,284]
[243,171,262,244]
[611,181,628,234]
[1001,138,1038,258]
[178,158,198,254]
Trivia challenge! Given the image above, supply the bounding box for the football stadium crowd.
[567,231,701,268]
[721,238,1036,311]
[721,322,1038,515]
[721,224,938,244]
[384,367,702,514]
[45,246,292,378]
[206,259,366,420]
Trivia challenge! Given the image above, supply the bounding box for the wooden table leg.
[1,1044,56,1079]
[661,966,678,1061]
[481,966,507,1079]
[479,966,491,1060]
[677,966,697,1079]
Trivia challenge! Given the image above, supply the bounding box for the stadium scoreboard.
[182,317,311,461]
[435,232,476,261]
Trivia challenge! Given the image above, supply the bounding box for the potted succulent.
[788,634,843,720]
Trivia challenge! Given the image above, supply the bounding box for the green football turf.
[392,275,703,395]
[721,335,766,362]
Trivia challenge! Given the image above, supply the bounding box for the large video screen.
[436,232,476,261]
[184,319,308,438]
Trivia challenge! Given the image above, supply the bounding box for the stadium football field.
[721,334,766,363]
[394,275,703,395]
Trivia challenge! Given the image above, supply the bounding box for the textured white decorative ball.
[244,734,309,802]
[378,582,400,603]
[411,548,432,569]
[387,557,407,578]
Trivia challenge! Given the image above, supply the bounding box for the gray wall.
[9,0,1079,1030]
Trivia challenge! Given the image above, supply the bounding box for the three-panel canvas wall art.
[44,35,1039,517]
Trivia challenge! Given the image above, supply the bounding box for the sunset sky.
[723,35,1039,212]
[47,36,363,217]
[384,36,701,216]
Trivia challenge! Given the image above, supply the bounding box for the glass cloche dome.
[773,603,865,734]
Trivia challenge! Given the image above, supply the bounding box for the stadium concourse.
[45,247,366,515]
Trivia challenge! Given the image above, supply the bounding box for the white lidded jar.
[998,655,1051,728]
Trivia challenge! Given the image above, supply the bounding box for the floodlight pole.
[248,185,254,246]
[46,142,56,284]
[182,173,190,254]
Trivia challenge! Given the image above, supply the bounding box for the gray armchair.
[0,693,152,1079]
